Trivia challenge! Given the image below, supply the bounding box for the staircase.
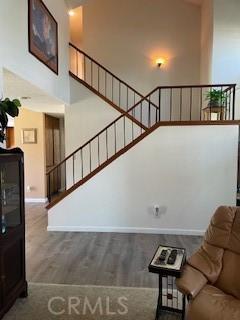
[46,43,237,209]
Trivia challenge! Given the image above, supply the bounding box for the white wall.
[66,77,121,155]
[49,125,238,235]
[211,0,240,118]
[70,6,83,48]
[0,0,70,104]
[200,0,213,83]
[82,0,201,94]
[65,78,141,188]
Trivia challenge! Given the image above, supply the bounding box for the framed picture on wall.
[21,129,37,144]
[28,0,58,74]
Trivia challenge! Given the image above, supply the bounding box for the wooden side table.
[149,245,186,320]
[202,106,227,120]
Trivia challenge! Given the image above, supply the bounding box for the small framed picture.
[22,129,37,144]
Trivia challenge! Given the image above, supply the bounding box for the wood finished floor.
[26,203,202,288]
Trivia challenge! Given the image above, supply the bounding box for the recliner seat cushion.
[188,285,240,320]
[215,249,240,299]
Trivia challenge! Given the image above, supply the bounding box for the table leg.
[155,275,162,320]
[182,294,186,320]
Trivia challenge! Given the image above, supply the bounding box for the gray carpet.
[3,283,181,319]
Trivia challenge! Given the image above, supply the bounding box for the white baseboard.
[25,198,48,203]
[47,225,205,236]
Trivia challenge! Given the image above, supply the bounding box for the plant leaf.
[5,101,19,117]
[0,110,8,129]
[13,99,21,107]
[0,131,5,143]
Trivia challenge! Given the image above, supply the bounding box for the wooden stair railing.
[69,43,159,123]
[47,84,236,209]
[69,71,147,131]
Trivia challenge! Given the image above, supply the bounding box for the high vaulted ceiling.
[3,69,64,115]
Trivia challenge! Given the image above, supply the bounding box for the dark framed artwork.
[28,0,58,74]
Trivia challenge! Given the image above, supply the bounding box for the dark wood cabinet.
[0,148,27,319]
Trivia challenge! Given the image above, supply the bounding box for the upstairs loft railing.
[69,43,159,115]
[47,83,236,204]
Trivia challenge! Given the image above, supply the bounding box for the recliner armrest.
[176,264,208,300]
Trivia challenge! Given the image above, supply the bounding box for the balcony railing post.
[232,85,236,120]
[158,88,161,122]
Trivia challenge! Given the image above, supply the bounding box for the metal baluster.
[233,85,236,120]
[180,88,182,121]
[105,71,107,97]
[228,88,231,120]
[91,60,93,87]
[170,88,173,121]
[98,65,100,92]
[133,93,136,118]
[141,102,143,133]
[64,161,66,192]
[73,156,75,185]
[200,87,202,121]
[148,98,151,128]
[76,51,79,77]
[190,88,192,120]
[83,55,86,81]
[119,82,121,107]
[155,94,158,124]
[159,88,161,122]
[47,173,51,202]
[124,117,126,147]
[75,50,78,76]
[221,86,223,121]
[225,87,228,121]
[210,87,212,121]
[127,87,129,111]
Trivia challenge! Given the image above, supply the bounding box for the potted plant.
[205,89,227,109]
[0,98,21,143]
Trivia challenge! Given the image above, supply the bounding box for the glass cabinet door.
[0,158,21,234]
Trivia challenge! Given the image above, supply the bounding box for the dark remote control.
[158,249,168,262]
[167,249,178,265]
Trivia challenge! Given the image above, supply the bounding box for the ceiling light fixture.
[68,10,75,16]
[21,96,31,100]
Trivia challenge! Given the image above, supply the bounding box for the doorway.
[45,115,65,197]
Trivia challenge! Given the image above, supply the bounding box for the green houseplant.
[205,89,227,108]
[0,98,21,143]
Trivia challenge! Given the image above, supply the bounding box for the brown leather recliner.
[176,206,240,320]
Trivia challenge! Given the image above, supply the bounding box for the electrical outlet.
[154,205,160,217]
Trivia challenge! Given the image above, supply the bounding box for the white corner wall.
[48,125,238,235]
[211,0,240,118]
[0,0,70,104]
[200,0,213,83]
